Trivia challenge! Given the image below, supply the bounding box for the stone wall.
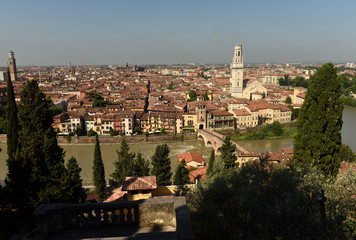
[0,133,197,144]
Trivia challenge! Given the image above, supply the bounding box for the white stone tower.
[230,45,243,98]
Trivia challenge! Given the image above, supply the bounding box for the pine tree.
[294,63,343,178]
[151,144,172,186]
[132,152,150,177]
[207,148,215,177]
[220,135,237,169]
[93,135,106,202]
[63,157,85,203]
[109,137,135,185]
[173,159,190,185]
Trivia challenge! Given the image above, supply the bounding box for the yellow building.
[122,176,157,201]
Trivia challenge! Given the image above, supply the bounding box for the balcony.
[26,197,194,240]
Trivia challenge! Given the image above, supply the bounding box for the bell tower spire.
[230,45,243,98]
[8,51,18,81]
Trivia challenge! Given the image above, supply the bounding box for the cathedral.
[230,45,267,100]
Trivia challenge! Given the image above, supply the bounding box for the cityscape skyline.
[1,0,356,66]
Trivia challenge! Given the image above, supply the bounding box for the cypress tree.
[93,135,106,202]
[220,135,237,169]
[207,148,215,177]
[5,80,70,208]
[6,67,18,159]
[294,63,343,178]
[109,137,135,185]
[151,144,172,186]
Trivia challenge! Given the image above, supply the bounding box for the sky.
[1,0,356,66]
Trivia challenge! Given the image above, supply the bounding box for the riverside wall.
[0,133,197,144]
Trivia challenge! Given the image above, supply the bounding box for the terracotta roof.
[104,185,127,202]
[189,165,208,182]
[122,176,157,190]
[177,153,205,164]
[232,109,251,116]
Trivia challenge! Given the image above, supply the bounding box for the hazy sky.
[1,0,356,66]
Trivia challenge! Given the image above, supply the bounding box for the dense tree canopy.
[188,162,353,240]
[189,90,197,101]
[294,63,343,178]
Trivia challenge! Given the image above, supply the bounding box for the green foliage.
[288,105,300,120]
[6,70,18,159]
[160,127,166,135]
[285,96,292,104]
[201,93,209,101]
[189,90,197,101]
[343,96,356,107]
[109,137,136,185]
[206,149,215,177]
[339,144,356,163]
[294,63,343,178]
[173,159,190,185]
[74,119,86,136]
[188,164,350,240]
[151,144,172,186]
[85,90,110,107]
[5,80,75,209]
[62,157,86,203]
[87,128,97,137]
[93,135,106,202]
[270,121,283,136]
[220,135,237,169]
[168,81,174,90]
[292,76,309,88]
[278,75,292,86]
[134,126,141,134]
[0,107,7,134]
[132,152,150,177]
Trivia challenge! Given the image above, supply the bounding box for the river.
[0,107,355,185]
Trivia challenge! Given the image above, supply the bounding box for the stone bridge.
[197,129,249,155]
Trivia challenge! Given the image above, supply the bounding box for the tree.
[285,96,292,104]
[270,121,283,136]
[63,157,85,203]
[173,159,190,185]
[188,163,347,240]
[189,90,197,101]
[109,137,135,185]
[339,144,356,163]
[87,128,96,137]
[278,75,292,86]
[6,67,18,160]
[220,135,237,169]
[6,80,70,208]
[294,63,343,178]
[151,144,172,186]
[132,152,150,176]
[201,93,209,101]
[168,81,174,90]
[206,149,215,177]
[93,135,106,202]
[292,76,309,88]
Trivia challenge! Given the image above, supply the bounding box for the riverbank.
[0,133,197,144]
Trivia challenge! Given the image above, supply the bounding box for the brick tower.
[8,51,18,81]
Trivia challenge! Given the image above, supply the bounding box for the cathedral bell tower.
[8,51,18,81]
[230,45,243,98]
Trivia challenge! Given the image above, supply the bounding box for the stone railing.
[30,197,194,240]
[34,201,139,236]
